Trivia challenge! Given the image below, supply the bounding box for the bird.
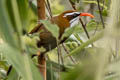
[29,10,94,52]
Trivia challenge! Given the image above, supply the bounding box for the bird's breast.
[52,16,70,36]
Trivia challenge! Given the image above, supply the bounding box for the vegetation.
[0,0,120,80]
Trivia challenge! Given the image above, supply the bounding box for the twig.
[7,65,12,76]
[80,18,94,47]
[62,44,76,63]
[45,2,50,18]
[57,42,64,66]
[69,0,91,41]
[96,0,105,29]
[46,0,53,18]
[45,0,53,18]
[56,40,61,80]
[46,55,54,80]
[60,47,64,66]
[69,0,76,10]
[79,18,90,39]
[101,0,105,11]
[92,22,99,36]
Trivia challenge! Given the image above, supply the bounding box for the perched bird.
[29,10,94,52]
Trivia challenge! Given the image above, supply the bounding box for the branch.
[69,0,76,10]
[36,0,46,80]
[37,0,45,20]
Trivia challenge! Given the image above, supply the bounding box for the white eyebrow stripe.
[63,13,74,17]
[72,12,80,14]
[63,12,80,17]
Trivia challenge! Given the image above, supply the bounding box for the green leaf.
[6,68,19,80]
[0,44,43,80]
[16,0,29,29]
[41,20,59,39]
[74,33,84,44]
[61,54,103,80]
[47,60,69,72]
[29,2,37,16]
[65,31,104,58]
[11,0,23,33]
[0,0,18,48]
[0,61,8,70]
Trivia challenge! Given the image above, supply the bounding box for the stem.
[57,40,61,80]
[69,0,76,10]
[79,18,94,46]
[92,22,99,36]
[96,0,105,29]
[79,18,90,39]
[45,0,53,18]
[62,44,76,63]
[7,65,12,76]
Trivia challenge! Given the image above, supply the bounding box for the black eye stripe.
[73,13,80,17]
[70,14,79,19]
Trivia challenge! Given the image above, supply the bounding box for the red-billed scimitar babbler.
[30,10,94,52]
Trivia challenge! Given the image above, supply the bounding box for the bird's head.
[60,10,94,27]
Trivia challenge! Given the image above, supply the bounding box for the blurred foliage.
[50,0,64,14]
[1,0,120,80]
[83,0,107,9]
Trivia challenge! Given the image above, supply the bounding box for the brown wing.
[29,24,44,34]
[29,17,69,51]
[29,24,57,51]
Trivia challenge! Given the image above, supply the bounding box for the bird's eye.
[73,13,79,18]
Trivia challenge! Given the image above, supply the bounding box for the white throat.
[70,16,79,27]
